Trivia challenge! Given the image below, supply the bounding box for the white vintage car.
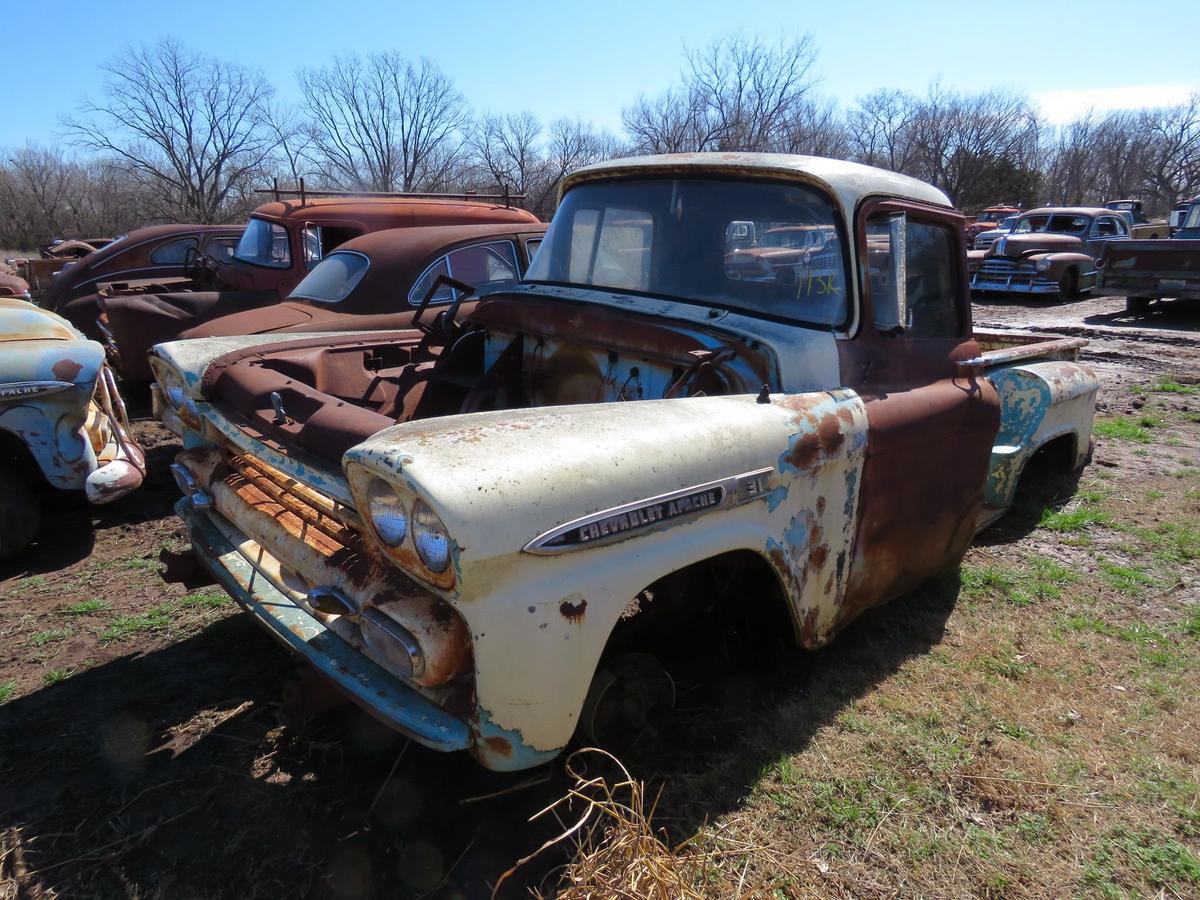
[153,153,1098,769]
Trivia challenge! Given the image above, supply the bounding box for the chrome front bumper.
[176,497,472,753]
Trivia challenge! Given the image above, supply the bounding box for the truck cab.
[152,154,1098,769]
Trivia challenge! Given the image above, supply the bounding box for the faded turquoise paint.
[0,323,106,490]
[986,366,1052,508]
[471,708,561,771]
[842,468,859,519]
[766,484,789,512]
[783,512,811,548]
[177,498,472,753]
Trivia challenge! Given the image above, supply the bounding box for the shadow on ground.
[0,560,968,898]
[0,424,181,580]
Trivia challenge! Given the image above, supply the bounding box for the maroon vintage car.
[179,222,547,339]
[44,225,244,340]
[100,195,541,383]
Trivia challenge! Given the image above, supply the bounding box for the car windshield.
[1013,214,1088,235]
[525,178,849,328]
[1184,204,1200,230]
[234,217,291,268]
[290,251,370,304]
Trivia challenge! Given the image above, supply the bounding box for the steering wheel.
[412,273,476,346]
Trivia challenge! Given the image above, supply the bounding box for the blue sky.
[1,0,1196,148]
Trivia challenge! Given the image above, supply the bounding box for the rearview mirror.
[874,213,908,333]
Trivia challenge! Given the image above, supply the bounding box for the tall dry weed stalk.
[494,748,704,900]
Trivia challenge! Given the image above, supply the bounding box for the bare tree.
[63,39,277,223]
[624,34,820,154]
[299,53,469,192]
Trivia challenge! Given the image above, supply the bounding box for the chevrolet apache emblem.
[524,468,773,554]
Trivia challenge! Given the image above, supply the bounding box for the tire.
[1126,296,1152,313]
[0,464,41,560]
[1058,269,1079,300]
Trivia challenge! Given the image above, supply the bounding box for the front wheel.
[1058,269,1079,300]
[1126,296,1153,313]
[578,653,676,751]
[0,464,41,560]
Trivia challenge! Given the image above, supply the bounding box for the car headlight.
[366,477,408,546]
[413,499,451,573]
[1035,258,1053,272]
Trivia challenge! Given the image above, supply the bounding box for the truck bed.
[1098,240,1200,300]
[971,328,1087,367]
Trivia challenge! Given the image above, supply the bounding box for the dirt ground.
[1,293,1198,898]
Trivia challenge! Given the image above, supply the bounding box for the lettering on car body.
[524,468,772,554]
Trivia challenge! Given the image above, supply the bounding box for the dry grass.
[498,749,708,900]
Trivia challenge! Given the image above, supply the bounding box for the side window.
[407,242,521,306]
[866,214,960,339]
[207,237,238,263]
[1095,218,1118,237]
[149,237,198,265]
[524,238,542,270]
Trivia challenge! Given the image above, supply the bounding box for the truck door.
[836,200,1001,626]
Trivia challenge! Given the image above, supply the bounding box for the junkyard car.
[1098,196,1200,312]
[972,216,1017,251]
[101,196,541,384]
[41,225,244,340]
[965,205,1021,244]
[0,298,143,558]
[724,224,837,282]
[968,207,1131,297]
[154,153,1098,769]
[0,266,31,301]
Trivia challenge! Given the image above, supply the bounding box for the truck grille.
[222,447,366,560]
[971,259,1058,292]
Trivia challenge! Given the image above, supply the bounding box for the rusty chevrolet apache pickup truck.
[152,153,1099,770]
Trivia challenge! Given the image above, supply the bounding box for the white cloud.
[1034,83,1197,125]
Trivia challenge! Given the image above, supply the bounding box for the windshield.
[234,217,291,268]
[1184,204,1200,230]
[1013,214,1089,235]
[525,178,849,328]
[290,250,370,304]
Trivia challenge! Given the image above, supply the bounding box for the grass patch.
[99,606,173,643]
[179,590,228,609]
[1039,504,1112,532]
[58,598,110,616]
[961,554,1076,606]
[1154,378,1198,395]
[28,628,72,647]
[42,668,74,686]
[1099,561,1158,595]
[1094,416,1157,443]
[0,680,14,704]
[1087,827,1200,892]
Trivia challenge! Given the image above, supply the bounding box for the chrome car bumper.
[176,497,472,753]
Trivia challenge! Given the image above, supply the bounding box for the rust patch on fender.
[484,736,512,757]
[784,412,846,471]
[52,359,83,381]
[560,596,587,622]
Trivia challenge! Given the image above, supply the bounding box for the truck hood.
[986,233,1082,259]
[0,298,105,386]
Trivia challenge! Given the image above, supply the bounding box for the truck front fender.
[344,390,870,759]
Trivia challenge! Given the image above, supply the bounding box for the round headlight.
[367,478,408,546]
[413,499,451,573]
[1035,258,1052,272]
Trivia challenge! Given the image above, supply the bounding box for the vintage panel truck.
[152,153,1099,770]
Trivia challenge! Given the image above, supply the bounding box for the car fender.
[344,390,870,758]
[0,337,104,490]
[984,361,1098,509]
